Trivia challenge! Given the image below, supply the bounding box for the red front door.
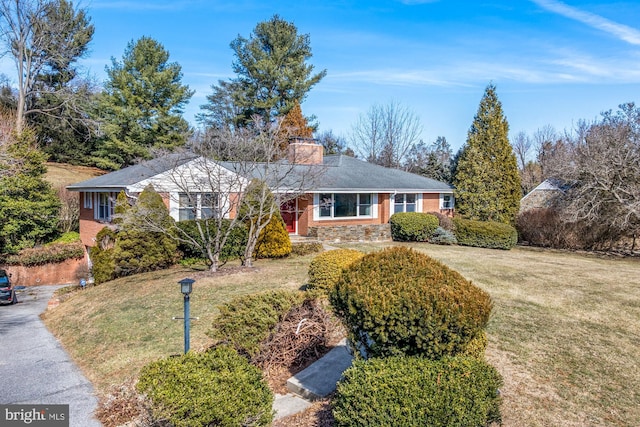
[280,200,297,234]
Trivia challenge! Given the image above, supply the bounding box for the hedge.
[389,212,439,242]
[307,249,364,292]
[330,247,493,359]
[175,219,247,262]
[453,217,518,250]
[137,346,273,427]
[2,241,84,266]
[333,355,502,427]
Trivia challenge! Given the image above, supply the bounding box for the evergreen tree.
[202,15,326,129]
[94,186,178,280]
[453,84,521,223]
[0,128,61,253]
[95,37,194,170]
[254,210,292,259]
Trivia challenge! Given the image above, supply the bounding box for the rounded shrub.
[330,247,493,359]
[208,290,305,358]
[453,217,518,250]
[137,346,273,427]
[333,355,502,427]
[307,249,364,292]
[389,212,439,241]
[430,226,457,245]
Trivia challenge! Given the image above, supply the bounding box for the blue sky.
[7,0,640,152]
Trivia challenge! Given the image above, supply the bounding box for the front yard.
[43,243,640,426]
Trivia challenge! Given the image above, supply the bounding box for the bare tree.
[120,119,324,271]
[512,131,541,194]
[0,0,94,133]
[350,101,423,168]
[556,103,640,249]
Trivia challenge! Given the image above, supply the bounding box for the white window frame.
[393,193,421,214]
[314,193,378,220]
[178,192,220,221]
[94,192,115,221]
[83,192,93,209]
[440,193,454,209]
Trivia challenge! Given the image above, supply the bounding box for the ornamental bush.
[307,249,364,292]
[453,217,518,250]
[290,241,323,256]
[430,226,457,245]
[137,346,273,427]
[208,290,305,358]
[254,211,292,259]
[330,247,493,359]
[333,355,502,427]
[389,212,439,241]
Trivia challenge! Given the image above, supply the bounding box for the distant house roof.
[520,178,569,211]
[67,153,453,194]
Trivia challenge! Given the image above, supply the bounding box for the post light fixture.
[179,277,194,295]
[178,278,195,353]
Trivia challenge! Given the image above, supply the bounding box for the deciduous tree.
[556,103,640,248]
[350,101,422,169]
[0,0,94,134]
[453,84,521,223]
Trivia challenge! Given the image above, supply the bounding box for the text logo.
[0,405,69,426]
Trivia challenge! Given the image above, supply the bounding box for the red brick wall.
[3,257,88,287]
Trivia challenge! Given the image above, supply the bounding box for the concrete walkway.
[0,286,101,427]
[273,338,354,420]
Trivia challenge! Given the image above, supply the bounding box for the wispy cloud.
[531,0,640,45]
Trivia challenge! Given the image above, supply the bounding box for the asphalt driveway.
[0,286,101,427]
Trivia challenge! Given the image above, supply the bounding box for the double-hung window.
[317,193,375,219]
[179,193,219,221]
[440,193,454,209]
[95,192,114,221]
[393,193,417,213]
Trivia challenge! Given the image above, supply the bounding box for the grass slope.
[42,256,311,393]
[45,162,104,188]
[44,244,640,426]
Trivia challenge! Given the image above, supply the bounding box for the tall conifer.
[453,84,521,223]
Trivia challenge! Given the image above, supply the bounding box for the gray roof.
[66,153,198,191]
[67,153,452,193]
[316,155,452,192]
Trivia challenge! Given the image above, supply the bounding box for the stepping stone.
[273,393,313,420]
[286,338,354,401]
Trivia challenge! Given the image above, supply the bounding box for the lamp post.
[178,278,195,354]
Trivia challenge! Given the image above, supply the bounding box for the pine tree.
[203,15,326,128]
[453,84,521,223]
[95,37,194,170]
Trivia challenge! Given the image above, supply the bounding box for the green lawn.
[43,243,640,426]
